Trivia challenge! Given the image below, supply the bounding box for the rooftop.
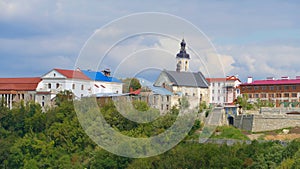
[81,70,121,83]
[54,68,90,80]
[0,77,42,91]
[241,79,300,86]
[157,70,209,88]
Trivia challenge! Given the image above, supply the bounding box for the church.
[154,39,210,109]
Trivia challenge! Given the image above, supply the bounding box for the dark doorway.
[228,116,234,125]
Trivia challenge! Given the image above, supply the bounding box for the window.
[193,93,195,97]
[185,93,188,96]
[166,104,169,110]
[254,94,259,98]
[53,73,56,77]
[292,86,297,90]
[212,97,214,101]
[42,102,45,107]
[167,96,170,102]
[248,94,252,98]
[261,86,266,90]
[284,86,289,90]
[218,83,220,87]
[277,86,282,90]
[212,90,214,94]
[81,85,84,90]
[42,96,45,100]
[254,86,259,90]
[269,94,274,98]
[72,84,75,89]
[212,83,215,87]
[261,94,267,98]
[217,96,220,101]
[276,93,282,97]
[56,83,60,89]
[218,90,220,94]
[292,93,297,97]
[48,83,51,89]
[269,86,274,90]
[161,104,163,110]
[284,93,289,97]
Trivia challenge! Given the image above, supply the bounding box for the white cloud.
[219,44,300,81]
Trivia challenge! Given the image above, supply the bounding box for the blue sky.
[0,0,299,82]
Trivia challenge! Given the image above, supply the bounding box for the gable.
[153,71,172,87]
[42,70,66,79]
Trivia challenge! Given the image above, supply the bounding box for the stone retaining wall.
[234,114,300,132]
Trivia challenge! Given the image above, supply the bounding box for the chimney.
[247,77,253,83]
[281,76,289,80]
[266,77,274,80]
[102,68,111,77]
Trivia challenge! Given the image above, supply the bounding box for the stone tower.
[176,39,190,72]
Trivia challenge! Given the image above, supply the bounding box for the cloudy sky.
[0,0,299,82]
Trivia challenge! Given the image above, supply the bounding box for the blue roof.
[138,78,173,96]
[82,70,122,83]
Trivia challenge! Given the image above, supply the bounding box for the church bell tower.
[176,39,190,72]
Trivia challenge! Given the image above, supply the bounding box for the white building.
[206,76,241,106]
[35,68,92,108]
[81,69,123,95]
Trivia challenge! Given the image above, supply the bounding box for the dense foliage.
[1,93,300,168]
[122,78,142,93]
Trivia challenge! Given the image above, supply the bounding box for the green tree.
[122,78,142,93]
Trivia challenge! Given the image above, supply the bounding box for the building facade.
[240,76,300,107]
[206,76,241,106]
[35,68,92,109]
[0,77,41,109]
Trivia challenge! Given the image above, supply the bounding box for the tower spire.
[176,39,190,72]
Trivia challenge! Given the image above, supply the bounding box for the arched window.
[48,83,51,89]
[56,83,60,89]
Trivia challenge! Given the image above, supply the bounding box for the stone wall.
[234,115,254,131]
[234,114,300,132]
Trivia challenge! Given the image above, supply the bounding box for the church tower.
[176,39,190,72]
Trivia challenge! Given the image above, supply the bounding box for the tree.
[236,94,254,110]
[122,78,141,93]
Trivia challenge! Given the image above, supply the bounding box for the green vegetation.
[212,126,250,140]
[122,78,142,93]
[0,92,300,168]
[236,94,275,111]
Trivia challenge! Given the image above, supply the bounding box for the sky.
[0,0,299,82]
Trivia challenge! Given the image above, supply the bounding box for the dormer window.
[53,73,56,77]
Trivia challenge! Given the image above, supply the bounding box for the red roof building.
[0,77,41,91]
[0,77,42,109]
[240,77,300,107]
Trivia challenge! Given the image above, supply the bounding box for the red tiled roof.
[206,76,241,83]
[206,78,226,83]
[54,68,90,80]
[226,76,241,82]
[0,77,41,91]
[241,79,300,86]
